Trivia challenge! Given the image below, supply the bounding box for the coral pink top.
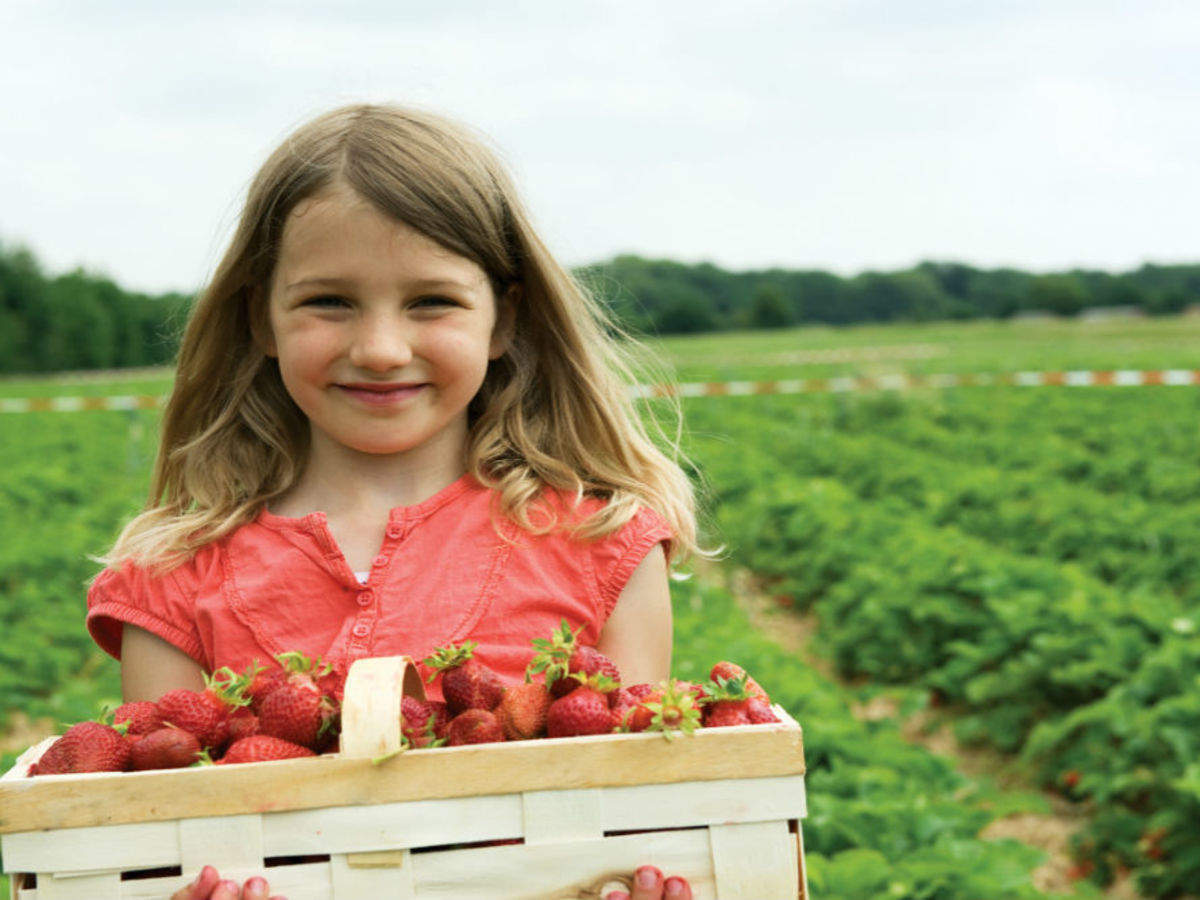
[86,473,674,701]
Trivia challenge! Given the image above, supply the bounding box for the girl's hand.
[603,865,692,900]
[171,865,287,900]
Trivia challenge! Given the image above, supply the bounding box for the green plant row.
[813,388,1200,506]
[691,395,1200,601]
[670,575,1084,900]
[679,398,1200,896]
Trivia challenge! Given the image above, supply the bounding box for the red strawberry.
[240,659,291,713]
[709,661,769,703]
[625,683,657,702]
[401,697,450,748]
[221,735,316,764]
[701,675,777,727]
[225,706,260,745]
[156,680,241,751]
[546,674,618,737]
[113,701,163,735]
[552,645,621,698]
[608,688,642,732]
[527,620,621,698]
[641,680,702,739]
[423,641,505,714]
[130,725,203,770]
[446,709,506,745]
[28,721,132,776]
[496,682,551,740]
[256,651,339,751]
[315,663,347,704]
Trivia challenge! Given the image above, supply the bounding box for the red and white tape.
[2,369,1199,413]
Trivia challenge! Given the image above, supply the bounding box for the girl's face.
[263,183,511,460]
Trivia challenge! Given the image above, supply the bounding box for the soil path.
[689,558,1142,900]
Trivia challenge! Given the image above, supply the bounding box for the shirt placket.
[345,511,409,659]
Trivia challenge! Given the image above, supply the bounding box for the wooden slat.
[332,851,415,899]
[0,712,803,834]
[30,871,121,900]
[409,828,718,900]
[178,814,264,871]
[522,789,603,845]
[710,820,798,898]
[260,792,523,857]
[1,774,803,874]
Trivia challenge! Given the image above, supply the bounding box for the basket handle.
[339,655,426,759]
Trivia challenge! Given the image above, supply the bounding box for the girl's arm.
[121,623,207,703]
[595,544,672,686]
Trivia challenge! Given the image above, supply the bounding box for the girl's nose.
[348,317,414,370]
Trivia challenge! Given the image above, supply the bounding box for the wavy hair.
[94,102,719,579]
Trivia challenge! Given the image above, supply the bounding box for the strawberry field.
[4,316,1200,897]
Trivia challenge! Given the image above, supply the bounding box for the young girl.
[85,103,713,900]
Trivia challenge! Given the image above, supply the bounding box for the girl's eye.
[414,295,456,308]
[303,295,349,308]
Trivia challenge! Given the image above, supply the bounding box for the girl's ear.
[489,283,519,360]
[249,285,278,357]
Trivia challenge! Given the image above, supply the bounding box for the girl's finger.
[630,864,664,900]
[211,880,241,900]
[173,865,219,900]
[243,876,270,900]
[663,875,693,900]
[604,893,632,900]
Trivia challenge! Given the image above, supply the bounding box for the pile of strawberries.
[26,621,779,776]
[407,620,779,747]
[27,650,345,776]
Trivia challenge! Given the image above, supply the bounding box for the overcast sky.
[2,1,1197,295]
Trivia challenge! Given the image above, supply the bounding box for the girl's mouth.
[337,384,426,406]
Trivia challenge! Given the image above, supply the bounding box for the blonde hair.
[94,102,719,579]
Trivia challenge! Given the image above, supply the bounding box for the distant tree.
[748,284,793,328]
[1029,274,1088,316]
[654,298,717,334]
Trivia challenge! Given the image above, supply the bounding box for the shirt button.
[357,590,374,607]
[353,622,370,637]
[386,524,403,539]
[372,554,389,568]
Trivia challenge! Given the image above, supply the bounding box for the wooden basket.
[0,656,807,899]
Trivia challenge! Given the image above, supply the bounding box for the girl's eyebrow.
[285,276,476,292]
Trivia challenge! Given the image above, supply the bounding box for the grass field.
[2,314,1196,897]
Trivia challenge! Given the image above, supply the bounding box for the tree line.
[3,239,1198,375]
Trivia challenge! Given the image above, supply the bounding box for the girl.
[86,103,714,900]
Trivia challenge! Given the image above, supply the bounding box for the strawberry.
[709,661,769,703]
[256,651,340,751]
[112,701,163,735]
[423,641,505,714]
[546,674,618,737]
[701,675,779,727]
[130,725,202,770]
[28,721,132,776]
[608,687,643,732]
[221,735,316,764]
[156,668,248,751]
[528,620,621,698]
[240,659,290,713]
[446,709,506,745]
[225,706,260,745]
[641,680,702,740]
[496,681,551,740]
[401,697,450,748]
[625,683,657,702]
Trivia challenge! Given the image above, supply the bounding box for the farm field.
[2,315,1198,897]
